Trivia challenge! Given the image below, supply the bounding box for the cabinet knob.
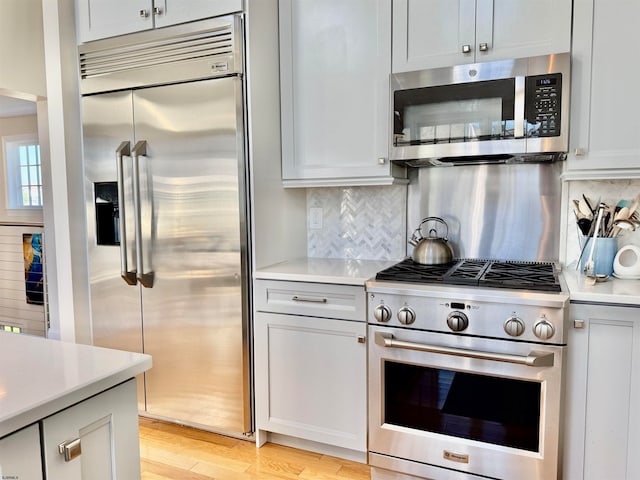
[153,6,163,15]
[574,147,587,156]
[377,157,386,165]
[462,44,472,54]
[574,319,586,329]
[58,438,82,462]
[357,335,366,344]
[139,9,150,18]
[478,42,489,52]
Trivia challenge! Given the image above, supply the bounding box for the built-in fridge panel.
[83,90,146,410]
[81,15,251,436]
[133,78,249,432]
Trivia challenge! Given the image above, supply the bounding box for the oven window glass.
[393,79,515,146]
[384,361,541,452]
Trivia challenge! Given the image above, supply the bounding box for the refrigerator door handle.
[116,141,137,285]
[131,140,155,288]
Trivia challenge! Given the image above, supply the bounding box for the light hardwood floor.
[139,417,372,480]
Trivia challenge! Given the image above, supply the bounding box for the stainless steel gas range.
[366,258,569,480]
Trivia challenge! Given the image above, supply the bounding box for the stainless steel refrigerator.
[79,16,252,436]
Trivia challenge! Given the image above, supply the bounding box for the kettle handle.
[416,216,449,240]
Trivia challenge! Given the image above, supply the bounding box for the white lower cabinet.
[0,424,43,479]
[41,379,141,479]
[254,280,367,454]
[564,303,640,480]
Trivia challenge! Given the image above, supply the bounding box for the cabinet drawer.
[254,280,366,321]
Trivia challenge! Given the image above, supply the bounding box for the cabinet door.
[280,0,401,186]
[392,0,476,71]
[255,312,367,451]
[564,304,640,480]
[393,0,571,71]
[76,0,153,43]
[41,379,141,480]
[477,0,571,63]
[0,424,43,480]
[567,0,640,173]
[154,0,243,28]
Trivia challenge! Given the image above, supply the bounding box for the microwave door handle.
[131,140,154,288]
[374,331,554,367]
[116,141,137,285]
[514,76,526,138]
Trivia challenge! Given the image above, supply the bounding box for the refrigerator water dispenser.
[95,182,119,245]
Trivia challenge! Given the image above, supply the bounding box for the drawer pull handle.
[58,438,82,462]
[292,295,327,304]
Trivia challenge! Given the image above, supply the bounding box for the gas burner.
[376,258,562,292]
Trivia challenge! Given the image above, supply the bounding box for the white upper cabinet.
[154,0,242,28]
[279,0,406,186]
[392,0,572,72]
[76,0,152,42]
[75,0,242,43]
[566,0,640,176]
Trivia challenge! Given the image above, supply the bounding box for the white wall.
[0,0,46,98]
[40,0,91,343]
[246,0,307,269]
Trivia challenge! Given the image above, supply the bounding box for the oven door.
[368,325,564,480]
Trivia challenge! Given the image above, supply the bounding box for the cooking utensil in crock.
[409,217,454,265]
[584,203,608,285]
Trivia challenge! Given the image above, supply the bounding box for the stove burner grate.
[376,258,561,292]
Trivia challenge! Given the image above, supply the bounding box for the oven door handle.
[374,332,554,367]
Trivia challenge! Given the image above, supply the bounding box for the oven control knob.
[447,311,469,332]
[397,306,416,325]
[373,304,392,323]
[504,316,525,337]
[533,318,555,340]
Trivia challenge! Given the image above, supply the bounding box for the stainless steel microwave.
[390,53,570,166]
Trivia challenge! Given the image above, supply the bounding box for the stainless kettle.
[409,217,454,265]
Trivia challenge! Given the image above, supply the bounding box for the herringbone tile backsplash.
[307,186,407,260]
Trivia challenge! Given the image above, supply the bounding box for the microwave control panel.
[525,73,562,138]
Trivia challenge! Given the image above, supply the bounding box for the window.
[3,135,42,209]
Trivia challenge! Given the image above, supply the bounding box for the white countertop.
[0,332,151,438]
[256,257,640,306]
[563,266,640,306]
[254,257,399,286]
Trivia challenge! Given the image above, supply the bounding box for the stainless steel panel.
[132,77,250,433]
[78,16,244,95]
[83,91,146,409]
[406,161,563,262]
[368,325,564,480]
[390,52,571,163]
